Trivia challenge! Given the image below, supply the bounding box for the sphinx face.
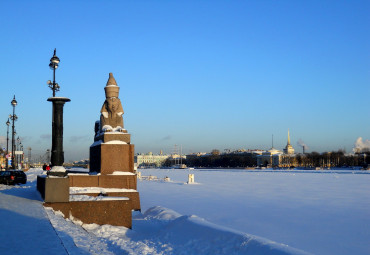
[107,98,120,113]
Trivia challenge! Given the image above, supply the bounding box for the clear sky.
[0,0,369,162]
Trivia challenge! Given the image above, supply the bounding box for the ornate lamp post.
[10,96,18,169]
[5,119,10,170]
[47,49,70,174]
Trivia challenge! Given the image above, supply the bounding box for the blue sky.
[0,0,369,162]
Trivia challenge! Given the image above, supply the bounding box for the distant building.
[135,152,169,168]
[250,149,264,155]
[257,130,296,167]
[257,148,283,167]
[273,153,297,168]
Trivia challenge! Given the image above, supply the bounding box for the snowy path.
[0,187,68,254]
[45,208,120,255]
[0,172,117,255]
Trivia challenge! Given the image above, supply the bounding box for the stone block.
[44,199,132,228]
[68,174,137,190]
[37,175,69,202]
[99,174,137,189]
[90,143,135,174]
[104,191,140,211]
[69,175,99,187]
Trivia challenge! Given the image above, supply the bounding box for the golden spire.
[287,129,291,145]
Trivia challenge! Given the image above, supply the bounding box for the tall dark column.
[47,97,70,167]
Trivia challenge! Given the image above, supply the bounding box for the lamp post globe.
[49,49,60,69]
[11,97,17,107]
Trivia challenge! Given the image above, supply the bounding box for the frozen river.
[138,168,370,255]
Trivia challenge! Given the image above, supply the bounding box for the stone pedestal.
[37,175,69,202]
[90,143,135,174]
[87,130,140,213]
[90,132,134,174]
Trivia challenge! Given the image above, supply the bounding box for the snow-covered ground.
[138,168,370,255]
[0,168,369,254]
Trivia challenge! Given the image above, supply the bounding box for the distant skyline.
[0,1,369,161]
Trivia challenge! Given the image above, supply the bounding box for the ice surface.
[138,168,370,255]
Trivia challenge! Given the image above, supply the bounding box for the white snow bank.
[110,171,135,175]
[142,206,310,255]
[69,194,129,201]
[141,205,182,221]
[90,139,127,147]
[70,187,137,194]
[105,140,127,144]
[50,166,66,172]
[104,128,127,133]
[81,206,310,255]
[67,167,90,173]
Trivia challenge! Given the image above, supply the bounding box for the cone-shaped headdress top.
[105,72,119,98]
[106,72,117,86]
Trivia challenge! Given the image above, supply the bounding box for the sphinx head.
[106,97,120,113]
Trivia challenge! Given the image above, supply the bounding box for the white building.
[135,152,169,168]
[257,148,283,167]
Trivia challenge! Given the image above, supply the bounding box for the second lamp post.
[10,95,18,169]
[47,49,70,173]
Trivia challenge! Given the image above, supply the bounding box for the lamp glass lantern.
[49,50,60,70]
[48,49,61,97]
[11,96,17,107]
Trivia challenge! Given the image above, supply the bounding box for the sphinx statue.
[99,73,125,133]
